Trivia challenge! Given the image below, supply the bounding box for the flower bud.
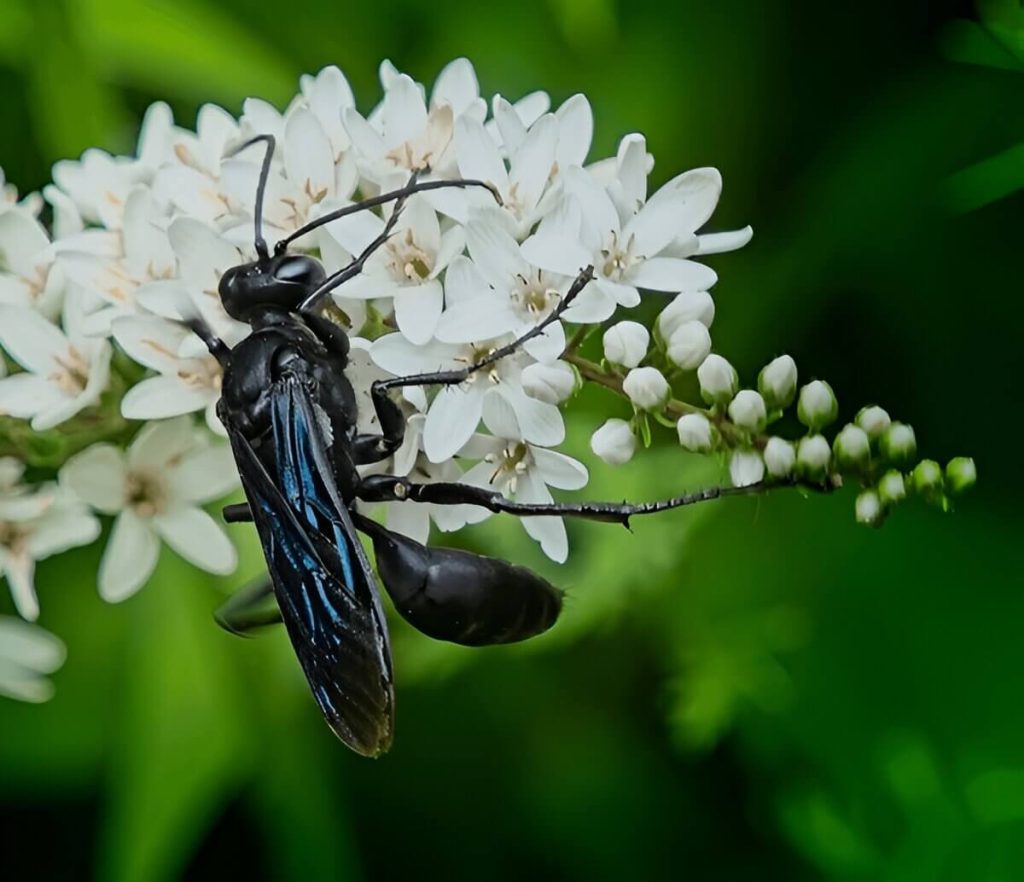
[833,423,870,468]
[878,469,906,505]
[757,355,797,410]
[880,422,916,464]
[657,290,715,340]
[763,437,796,478]
[666,321,712,370]
[856,405,890,439]
[729,450,764,487]
[797,434,832,478]
[855,489,884,526]
[622,367,670,410]
[727,389,767,432]
[602,321,649,369]
[590,418,636,466]
[797,380,838,430]
[676,413,714,452]
[697,354,738,405]
[945,457,976,495]
[521,361,575,405]
[910,459,944,504]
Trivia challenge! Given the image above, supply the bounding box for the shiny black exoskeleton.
[200,135,755,757]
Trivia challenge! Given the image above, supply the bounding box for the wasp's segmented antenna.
[228,133,276,261]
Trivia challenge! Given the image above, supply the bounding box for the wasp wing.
[224,376,394,756]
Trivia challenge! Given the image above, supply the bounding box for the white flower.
[797,380,838,429]
[0,617,66,702]
[727,389,767,432]
[520,361,575,405]
[460,396,588,562]
[856,405,891,439]
[676,413,714,452]
[112,315,224,433]
[0,208,64,318]
[602,321,649,369]
[434,209,613,363]
[758,355,798,410]
[797,435,832,477]
[591,418,636,465]
[697,354,737,405]
[855,489,883,525]
[370,332,564,463]
[61,419,239,602]
[622,366,669,410]
[833,423,870,467]
[729,450,764,487]
[0,485,100,620]
[763,437,796,477]
[666,320,712,370]
[327,196,461,344]
[657,290,715,339]
[0,300,111,431]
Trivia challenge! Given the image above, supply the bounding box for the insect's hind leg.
[215,577,282,636]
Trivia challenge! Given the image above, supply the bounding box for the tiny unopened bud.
[727,389,767,432]
[590,418,636,466]
[622,366,670,410]
[856,405,891,439]
[602,321,649,369]
[945,457,976,495]
[758,355,798,410]
[833,423,870,468]
[797,380,838,430]
[797,434,832,478]
[666,321,712,370]
[855,489,884,526]
[911,459,944,503]
[657,290,715,339]
[521,361,575,405]
[763,437,796,478]
[676,413,714,452]
[880,422,917,464]
[697,354,738,405]
[730,450,765,487]
[878,469,906,505]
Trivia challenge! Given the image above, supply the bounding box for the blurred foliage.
[0,0,1022,880]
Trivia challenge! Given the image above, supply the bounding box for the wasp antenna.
[226,133,276,261]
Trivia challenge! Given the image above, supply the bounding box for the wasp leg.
[357,473,803,528]
[369,265,595,399]
[184,316,231,366]
[215,577,282,636]
[222,502,253,523]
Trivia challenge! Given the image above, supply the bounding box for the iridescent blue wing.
[224,376,394,756]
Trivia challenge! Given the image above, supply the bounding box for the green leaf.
[945,142,1024,212]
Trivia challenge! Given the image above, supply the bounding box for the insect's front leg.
[214,577,282,635]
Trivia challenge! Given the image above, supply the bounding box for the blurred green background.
[1,0,1022,879]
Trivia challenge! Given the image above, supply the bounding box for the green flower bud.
[763,437,796,478]
[856,405,891,439]
[727,389,767,432]
[945,457,976,495]
[797,434,832,479]
[697,354,738,406]
[880,422,917,465]
[676,414,715,452]
[758,355,798,410]
[797,380,838,430]
[911,459,944,504]
[878,469,906,505]
[622,367,670,411]
[833,423,870,468]
[855,489,884,526]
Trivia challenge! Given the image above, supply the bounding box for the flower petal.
[435,295,518,343]
[61,443,127,513]
[284,108,335,199]
[121,376,214,420]
[627,257,718,292]
[696,226,753,255]
[510,114,557,215]
[0,374,66,419]
[554,94,593,169]
[99,511,160,603]
[393,281,443,345]
[498,385,565,447]
[516,471,568,563]
[423,385,483,463]
[128,417,196,470]
[531,447,589,490]
[2,552,39,620]
[0,306,65,373]
[455,116,509,192]
[153,506,237,574]
[170,443,239,504]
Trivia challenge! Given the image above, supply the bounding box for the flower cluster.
[0,58,973,701]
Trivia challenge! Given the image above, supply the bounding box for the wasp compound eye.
[273,255,326,290]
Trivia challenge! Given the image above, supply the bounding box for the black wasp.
[192,135,754,757]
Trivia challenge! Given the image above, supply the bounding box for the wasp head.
[219,254,327,322]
